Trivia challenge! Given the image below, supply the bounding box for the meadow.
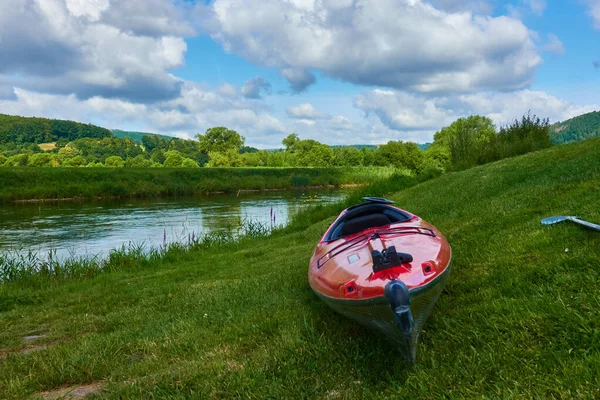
[0,166,395,203]
[0,138,599,398]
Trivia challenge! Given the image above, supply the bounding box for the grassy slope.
[0,167,389,203]
[1,139,600,398]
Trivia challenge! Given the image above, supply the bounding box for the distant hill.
[418,143,431,151]
[330,144,378,150]
[112,129,175,143]
[0,114,111,144]
[550,111,600,144]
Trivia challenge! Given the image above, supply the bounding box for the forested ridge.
[550,110,600,144]
[0,114,111,144]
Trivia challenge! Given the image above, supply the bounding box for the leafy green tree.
[105,156,125,167]
[282,134,300,152]
[0,154,7,166]
[431,116,496,169]
[334,147,363,166]
[57,145,80,162]
[86,162,105,167]
[197,127,245,153]
[164,152,184,168]
[181,158,200,168]
[62,155,87,167]
[150,149,166,164]
[126,154,153,168]
[360,147,376,166]
[28,153,56,167]
[4,153,28,166]
[206,150,243,167]
[142,134,168,152]
[240,146,259,154]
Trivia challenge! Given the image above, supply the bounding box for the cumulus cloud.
[286,103,325,119]
[0,83,285,146]
[204,0,541,93]
[280,68,316,93]
[241,77,272,99]
[586,0,600,29]
[433,0,494,14]
[354,88,599,141]
[0,0,189,102]
[542,34,565,55]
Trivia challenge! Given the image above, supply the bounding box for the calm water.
[0,188,349,260]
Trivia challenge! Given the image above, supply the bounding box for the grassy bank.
[1,139,600,398]
[0,166,394,203]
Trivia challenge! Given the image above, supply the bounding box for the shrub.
[4,153,29,166]
[62,155,87,167]
[164,153,184,168]
[105,156,125,167]
[181,158,200,168]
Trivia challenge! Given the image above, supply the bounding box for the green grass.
[0,167,394,203]
[1,139,600,398]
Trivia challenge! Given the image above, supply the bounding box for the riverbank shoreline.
[10,184,365,203]
[0,167,390,204]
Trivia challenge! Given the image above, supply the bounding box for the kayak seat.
[341,213,391,237]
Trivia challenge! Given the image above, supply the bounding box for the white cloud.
[204,0,541,93]
[241,77,272,99]
[280,68,316,93]
[0,84,285,146]
[354,89,599,141]
[286,103,324,119]
[0,0,190,102]
[65,0,110,21]
[526,0,547,16]
[542,34,565,55]
[586,0,600,29]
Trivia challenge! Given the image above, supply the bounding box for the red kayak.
[308,197,452,364]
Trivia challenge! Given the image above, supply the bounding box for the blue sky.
[0,0,598,147]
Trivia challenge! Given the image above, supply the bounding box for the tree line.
[0,113,551,172]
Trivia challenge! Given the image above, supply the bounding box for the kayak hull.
[311,264,450,364]
[308,201,452,364]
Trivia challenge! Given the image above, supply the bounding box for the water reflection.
[0,188,348,260]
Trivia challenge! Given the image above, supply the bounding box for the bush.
[4,154,29,166]
[28,153,56,167]
[181,158,200,168]
[62,155,87,167]
[105,156,125,167]
[164,152,184,168]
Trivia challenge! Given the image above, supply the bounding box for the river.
[0,188,350,260]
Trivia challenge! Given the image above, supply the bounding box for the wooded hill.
[0,114,111,144]
[550,110,600,144]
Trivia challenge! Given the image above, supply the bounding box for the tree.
[206,150,243,167]
[62,155,87,167]
[28,153,55,167]
[181,158,200,168]
[57,145,80,162]
[163,152,184,168]
[197,127,245,153]
[4,153,28,166]
[430,116,496,169]
[150,149,166,164]
[282,134,300,152]
[0,154,6,166]
[105,156,125,167]
[126,154,153,168]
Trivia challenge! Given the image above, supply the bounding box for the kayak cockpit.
[325,201,414,241]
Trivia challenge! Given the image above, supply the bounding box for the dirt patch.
[38,382,102,399]
[38,142,57,151]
